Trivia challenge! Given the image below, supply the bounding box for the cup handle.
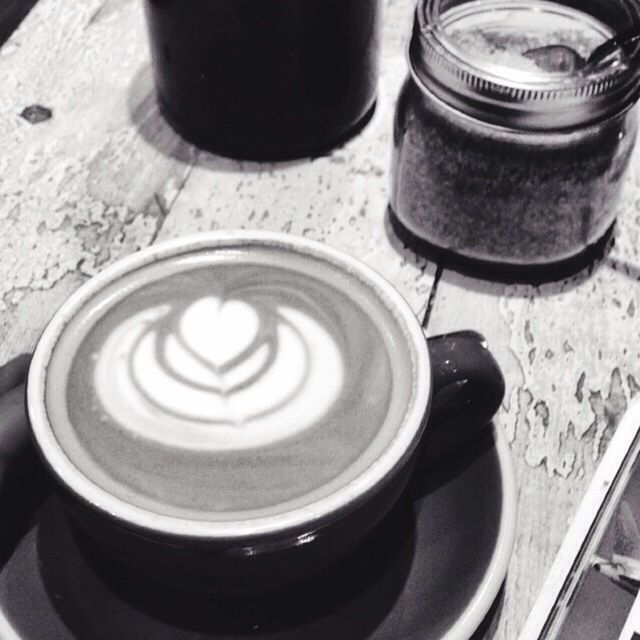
[423,330,505,462]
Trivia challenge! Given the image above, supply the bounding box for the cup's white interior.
[27,231,431,538]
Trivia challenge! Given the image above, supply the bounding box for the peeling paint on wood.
[161,54,432,314]
[429,114,640,639]
[0,0,433,352]
[0,0,194,363]
[3,0,638,639]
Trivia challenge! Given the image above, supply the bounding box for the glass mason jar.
[391,0,640,266]
[144,0,381,161]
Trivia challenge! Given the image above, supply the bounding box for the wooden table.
[1,0,639,638]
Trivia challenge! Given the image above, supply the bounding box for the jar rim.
[410,0,640,130]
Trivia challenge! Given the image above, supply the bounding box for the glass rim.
[26,230,432,540]
[410,0,640,130]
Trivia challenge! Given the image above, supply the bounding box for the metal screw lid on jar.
[409,0,640,130]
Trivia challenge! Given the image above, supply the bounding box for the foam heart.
[178,297,260,371]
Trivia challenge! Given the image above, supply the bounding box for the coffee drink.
[45,243,416,522]
[29,233,503,591]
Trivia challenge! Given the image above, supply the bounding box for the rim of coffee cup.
[27,230,431,539]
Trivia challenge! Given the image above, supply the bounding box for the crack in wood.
[421,258,444,329]
[149,163,196,246]
[575,371,586,402]
[87,4,104,27]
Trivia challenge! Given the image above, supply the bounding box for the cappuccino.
[45,244,415,522]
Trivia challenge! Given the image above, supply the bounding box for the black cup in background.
[143,0,381,161]
[22,233,506,594]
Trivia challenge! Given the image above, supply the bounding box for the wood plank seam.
[421,257,445,329]
[149,162,197,245]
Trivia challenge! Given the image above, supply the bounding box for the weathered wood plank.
[0,0,196,362]
[0,0,567,634]
[428,127,640,638]
[0,0,432,372]
[160,51,433,313]
[157,0,431,312]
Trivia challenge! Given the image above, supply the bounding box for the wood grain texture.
[6,0,636,637]
[154,0,432,313]
[160,56,432,313]
[0,0,195,362]
[0,0,432,371]
[429,103,640,639]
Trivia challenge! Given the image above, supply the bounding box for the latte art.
[45,248,414,520]
[94,292,344,449]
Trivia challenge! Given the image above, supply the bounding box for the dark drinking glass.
[144,0,381,160]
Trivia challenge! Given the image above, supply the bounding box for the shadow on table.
[385,206,627,295]
[0,0,39,47]
[0,495,414,640]
[127,65,337,175]
[0,428,506,640]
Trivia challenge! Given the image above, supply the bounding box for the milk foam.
[94,293,344,449]
[46,248,414,520]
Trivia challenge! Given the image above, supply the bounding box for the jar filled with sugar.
[391,0,640,266]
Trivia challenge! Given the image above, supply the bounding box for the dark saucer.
[0,427,515,640]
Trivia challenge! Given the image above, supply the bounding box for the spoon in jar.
[522,25,640,74]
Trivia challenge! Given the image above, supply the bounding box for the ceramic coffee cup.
[26,231,504,592]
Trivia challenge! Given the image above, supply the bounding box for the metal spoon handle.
[587,25,640,65]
